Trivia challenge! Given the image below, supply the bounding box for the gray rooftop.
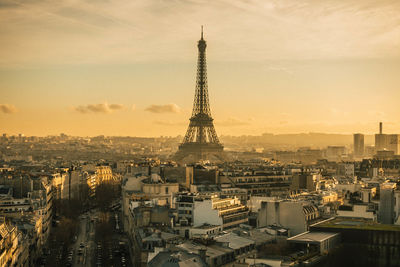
[288,231,339,243]
[214,232,255,250]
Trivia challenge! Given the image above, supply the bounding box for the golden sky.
[0,0,399,136]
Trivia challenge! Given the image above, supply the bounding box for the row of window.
[178,210,192,215]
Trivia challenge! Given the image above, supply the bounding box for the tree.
[95,182,118,211]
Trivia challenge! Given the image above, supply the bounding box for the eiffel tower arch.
[174,28,225,163]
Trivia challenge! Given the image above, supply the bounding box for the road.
[70,202,133,267]
[69,210,96,267]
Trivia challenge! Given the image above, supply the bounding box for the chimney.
[379,122,383,134]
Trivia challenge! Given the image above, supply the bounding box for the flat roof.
[311,217,400,232]
[288,231,339,243]
[177,241,230,258]
[214,232,255,250]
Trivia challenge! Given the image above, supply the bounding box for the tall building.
[375,122,388,151]
[379,183,396,224]
[387,134,400,155]
[353,133,364,157]
[374,122,400,155]
[175,28,224,163]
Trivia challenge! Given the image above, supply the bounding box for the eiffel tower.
[175,27,224,163]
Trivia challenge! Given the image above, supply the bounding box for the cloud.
[2,0,399,68]
[217,117,251,127]
[0,104,17,114]
[73,102,125,114]
[145,103,181,113]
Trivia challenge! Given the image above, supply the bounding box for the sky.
[0,0,399,137]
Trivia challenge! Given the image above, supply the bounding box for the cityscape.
[1,1,400,267]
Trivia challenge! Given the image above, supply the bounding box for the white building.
[257,200,319,236]
[337,204,376,221]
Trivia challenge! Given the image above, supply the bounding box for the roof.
[288,231,339,243]
[148,251,207,267]
[214,232,255,250]
[177,241,230,258]
[243,230,275,245]
[193,224,220,230]
[311,217,400,232]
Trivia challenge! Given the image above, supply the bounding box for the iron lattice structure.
[175,28,224,162]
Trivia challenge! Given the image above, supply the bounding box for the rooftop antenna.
[201,25,204,40]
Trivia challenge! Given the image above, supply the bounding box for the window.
[165,187,169,194]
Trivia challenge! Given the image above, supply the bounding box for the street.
[42,199,133,267]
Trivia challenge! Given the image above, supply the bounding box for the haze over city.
[1,0,400,136]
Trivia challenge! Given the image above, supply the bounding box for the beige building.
[0,216,19,267]
[131,174,179,206]
[96,166,113,183]
[193,196,249,230]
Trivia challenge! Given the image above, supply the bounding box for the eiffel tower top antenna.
[201,25,203,40]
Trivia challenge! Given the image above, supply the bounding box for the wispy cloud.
[1,0,399,67]
[145,103,181,114]
[0,104,17,114]
[73,102,125,114]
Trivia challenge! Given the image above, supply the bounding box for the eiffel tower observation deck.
[175,27,224,163]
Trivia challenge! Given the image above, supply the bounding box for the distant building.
[96,165,113,183]
[226,174,291,196]
[387,134,400,155]
[326,146,347,162]
[375,122,387,151]
[353,133,364,158]
[337,163,355,178]
[374,122,400,155]
[291,172,320,192]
